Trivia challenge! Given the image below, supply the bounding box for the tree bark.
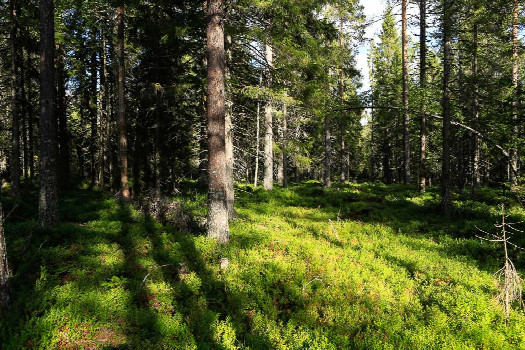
[339,18,346,183]
[39,0,58,227]
[206,0,229,243]
[254,73,262,187]
[0,203,10,315]
[99,30,108,189]
[117,5,130,201]
[419,0,427,193]
[510,0,519,187]
[10,0,21,198]
[282,103,288,188]
[89,31,98,189]
[27,54,35,186]
[225,34,236,218]
[324,112,331,188]
[441,0,453,212]
[402,0,411,185]
[263,43,274,190]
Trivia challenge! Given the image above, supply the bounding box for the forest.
[0,0,524,348]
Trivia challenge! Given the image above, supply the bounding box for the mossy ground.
[1,182,525,349]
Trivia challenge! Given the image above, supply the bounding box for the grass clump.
[0,182,524,348]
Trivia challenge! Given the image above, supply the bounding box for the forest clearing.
[0,0,524,348]
[1,182,525,348]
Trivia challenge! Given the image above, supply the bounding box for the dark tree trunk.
[21,51,28,184]
[419,0,427,193]
[89,31,98,189]
[27,54,35,186]
[402,0,410,185]
[282,103,288,188]
[206,0,229,243]
[57,44,70,189]
[39,0,58,227]
[117,5,130,201]
[0,203,10,315]
[510,0,519,187]
[10,0,21,198]
[471,24,480,195]
[263,43,274,191]
[339,18,346,183]
[99,30,108,189]
[441,0,453,212]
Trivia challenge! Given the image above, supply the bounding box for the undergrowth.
[0,182,524,349]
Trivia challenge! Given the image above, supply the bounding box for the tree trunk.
[117,5,130,201]
[27,52,35,186]
[206,0,229,243]
[21,50,28,184]
[339,18,346,183]
[263,43,274,191]
[510,0,519,187]
[225,34,236,217]
[282,103,288,188]
[57,44,70,189]
[441,0,452,212]
[402,0,410,185]
[99,30,108,189]
[10,0,21,198]
[89,31,98,189]
[39,0,58,227]
[324,112,331,189]
[471,23,480,195]
[0,203,10,315]
[419,0,427,193]
[254,73,262,187]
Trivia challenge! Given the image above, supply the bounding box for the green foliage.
[1,183,525,348]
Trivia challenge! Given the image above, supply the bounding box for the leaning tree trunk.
[441,0,453,212]
[206,0,229,243]
[39,0,58,227]
[263,43,274,191]
[10,0,21,198]
[0,203,10,315]
[402,0,410,185]
[419,0,427,193]
[510,0,519,187]
[117,4,130,201]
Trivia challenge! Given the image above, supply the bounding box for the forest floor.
[1,182,525,349]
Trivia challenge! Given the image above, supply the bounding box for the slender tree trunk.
[339,19,346,183]
[225,34,236,217]
[206,0,229,243]
[10,0,21,198]
[89,31,98,188]
[117,5,130,201]
[263,43,274,190]
[39,0,58,227]
[99,31,108,189]
[510,0,519,187]
[441,0,453,212]
[471,24,481,195]
[282,103,288,188]
[27,54,35,186]
[21,51,28,183]
[254,73,262,187]
[402,0,410,185]
[419,0,427,193]
[0,203,10,315]
[57,44,70,189]
[324,112,331,188]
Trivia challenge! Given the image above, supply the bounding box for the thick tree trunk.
[419,0,427,193]
[225,34,236,218]
[263,43,274,191]
[39,0,58,227]
[117,5,130,201]
[0,203,10,315]
[441,0,452,212]
[10,0,21,198]
[510,0,519,187]
[57,44,70,189]
[206,0,229,243]
[402,0,410,185]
